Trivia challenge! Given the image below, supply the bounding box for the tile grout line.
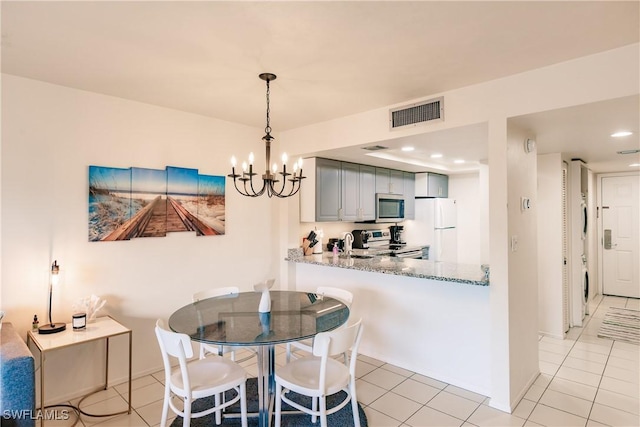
[524,294,606,425]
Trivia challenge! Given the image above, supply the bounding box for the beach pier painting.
[88,165,225,242]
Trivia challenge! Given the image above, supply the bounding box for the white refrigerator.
[409,198,457,262]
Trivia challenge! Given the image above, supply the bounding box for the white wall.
[0,74,281,403]
[505,124,540,406]
[537,153,565,338]
[294,263,492,396]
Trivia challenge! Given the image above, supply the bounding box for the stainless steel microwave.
[376,193,405,223]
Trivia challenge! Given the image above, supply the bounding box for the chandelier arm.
[273,181,301,198]
[233,178,252,197]
[249,173,268,197]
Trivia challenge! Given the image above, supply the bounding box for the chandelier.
[228,73,305,198]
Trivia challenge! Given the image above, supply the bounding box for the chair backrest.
[316,286,353,308]
[313,318,363,359]
[155,319,194,392]
[193,286,240,302]
[155,318,194,359]
[312,319,363,392]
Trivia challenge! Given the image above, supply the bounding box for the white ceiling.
[2,1,639,173]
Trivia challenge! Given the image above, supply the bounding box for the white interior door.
[601,175,640,297]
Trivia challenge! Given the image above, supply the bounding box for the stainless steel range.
[352,229,429,259]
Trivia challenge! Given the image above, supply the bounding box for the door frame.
[596,171,640,297]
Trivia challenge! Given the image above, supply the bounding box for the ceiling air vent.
[389,96,444,130]
[362,145,389,151]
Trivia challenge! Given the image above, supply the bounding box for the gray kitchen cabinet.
[358,165,376,221]
[376,167,405,194]
[404,172,416,220]
[342,163,376,221]
[428,173,448,198]
[341,162,360,221]
[300,158,341,222]
[415,172,449,198]
[315,158,342,221]
[300,158,377,222]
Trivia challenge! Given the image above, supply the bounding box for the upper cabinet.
[314,158,342,222]
[376,168,405,194]
[300,158,377,222]
[341,163,375,222]
[415,172,449,198]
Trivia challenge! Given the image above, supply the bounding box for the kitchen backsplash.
[298,222,403,251]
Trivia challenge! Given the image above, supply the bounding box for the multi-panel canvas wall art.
[88,165,225,241]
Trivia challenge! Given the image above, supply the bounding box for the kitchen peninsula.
[286,249,489,286]
[286,248,492,397]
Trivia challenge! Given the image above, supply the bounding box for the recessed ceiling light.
[401,146,415,152]
[430,153,443,159]
[611,131,633,138]
[454,159,465,164]
[630,163,640,167]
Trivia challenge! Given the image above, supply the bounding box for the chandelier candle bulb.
[231,156,237,167]
[282,153,288,165]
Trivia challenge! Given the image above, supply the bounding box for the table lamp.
[38,260,66,334]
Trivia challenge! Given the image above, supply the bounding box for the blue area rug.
[169,377,368,426]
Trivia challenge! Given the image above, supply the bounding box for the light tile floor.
[44,295,639,427]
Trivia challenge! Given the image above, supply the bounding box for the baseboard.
[359,350,491,397]
[43,364,163,407]
[489,369,539,414]
[539,330,565,340]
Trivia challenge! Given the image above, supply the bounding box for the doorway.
[599,173,640,298]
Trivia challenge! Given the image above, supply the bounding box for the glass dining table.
[168,290,350,427]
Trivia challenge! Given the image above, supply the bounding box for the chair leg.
[285,343,292,363]
[160,388,170,427]
[350,381,361,427]
[274,383,282,427]
[319,397,328,427]
[214,393,222,424]
[183,396,192,427]
[240,382,248,427]
[311,397,318,423]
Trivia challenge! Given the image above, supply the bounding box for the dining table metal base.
[256,344,276,427]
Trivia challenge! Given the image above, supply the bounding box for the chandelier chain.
[265,79,271,135]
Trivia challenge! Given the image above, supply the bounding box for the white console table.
[26,316,132,427]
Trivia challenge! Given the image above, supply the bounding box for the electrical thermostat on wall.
[521,197,531,211]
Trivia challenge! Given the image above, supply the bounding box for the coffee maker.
[389,225,405,245]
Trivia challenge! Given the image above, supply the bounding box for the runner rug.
[597,306,640,345]
[169,377,368,427]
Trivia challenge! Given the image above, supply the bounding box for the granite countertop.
[286,249,489,286]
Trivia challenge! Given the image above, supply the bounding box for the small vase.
[258,289,271,313]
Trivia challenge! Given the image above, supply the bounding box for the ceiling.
[2,1,638,173]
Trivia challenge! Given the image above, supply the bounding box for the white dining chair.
[274,318,364,427]
[193,287,256,363]
[286,286,354,363]
[154,319,248,427]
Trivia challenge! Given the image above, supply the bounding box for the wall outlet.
[511,235,518,252]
